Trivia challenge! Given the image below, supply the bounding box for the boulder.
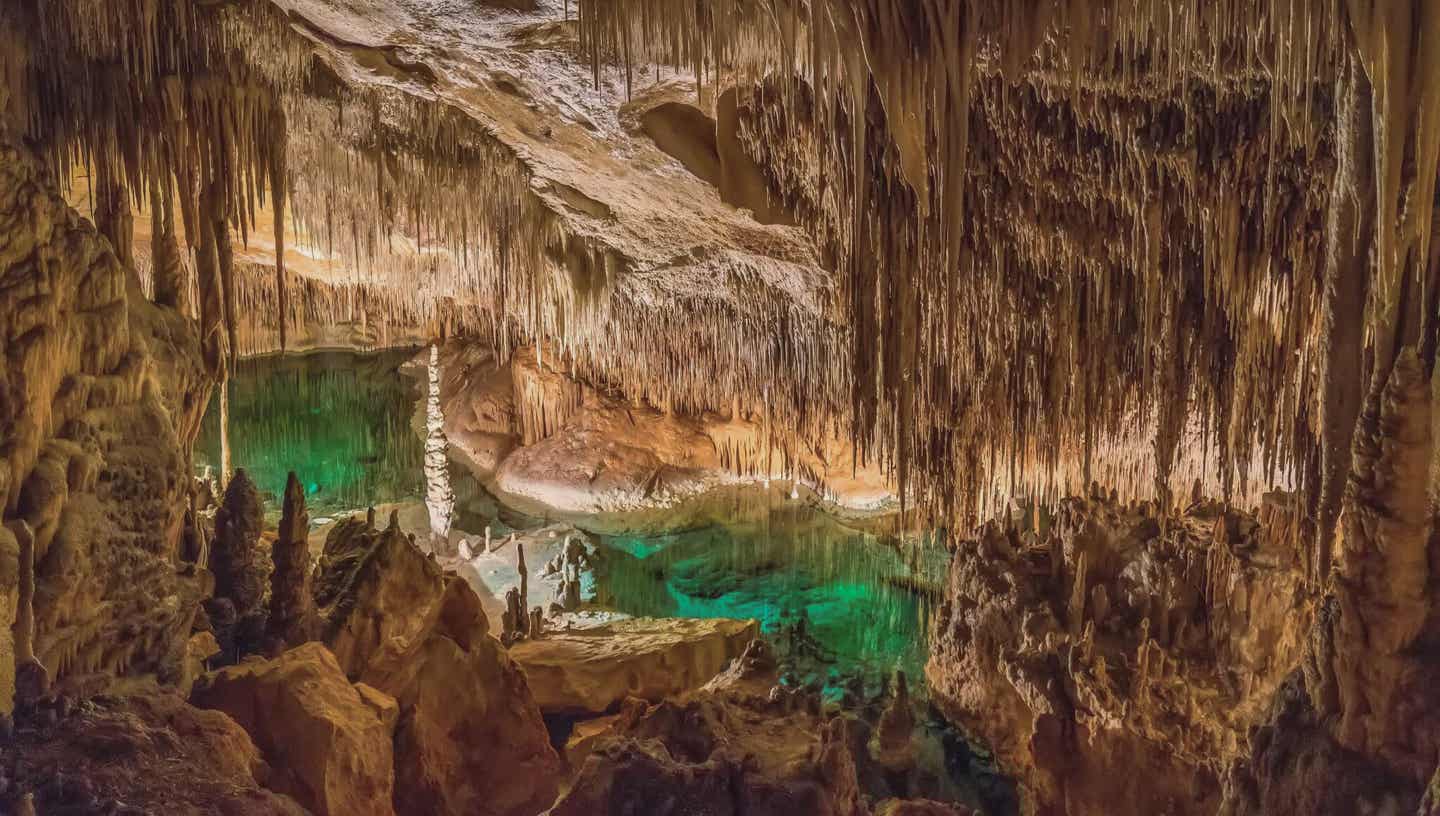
[508,616,757,715]
[316,515,562,815]
[191,642,396,816]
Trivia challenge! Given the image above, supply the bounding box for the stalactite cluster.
[575,0,1440,528]
[1,0,856,500]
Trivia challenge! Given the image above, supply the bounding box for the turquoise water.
[196,351,945,687]
[196,349,1011,812]
[597,496,945,693]
[195,349,424,518]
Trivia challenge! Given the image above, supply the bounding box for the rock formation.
[0,134,209,712]
[555,638,976,815]
[3,682,310,815]
[929,493,1314,814]
[191,642,397,816]
[423,345,456,556]
[209,468,270,661]
[508,616,757,715]
[265,472,317,655]
[314,513,562,816]
[3,0,1440,813]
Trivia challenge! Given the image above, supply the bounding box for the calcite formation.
[507,616,757,715]
[929,492,1314,814]
[264,471,318,655]
[2,0,1440,814]
[192,642,398,816]
[314,512,563,816]
[0,135,209,711]
[555,638,974,815]
[209,468,270,659]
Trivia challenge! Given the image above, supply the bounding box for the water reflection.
[597,491,946,691]
[195,349,424,519]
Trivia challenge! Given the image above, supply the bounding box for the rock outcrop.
[191,641,397,816]
[928,492,1314,815]
[209,469,270,660]
[0,135,210,711]
[314,513,562,816]
[508,616,757,715]
[1220,349,1440,815]
[435,342,897,528]
[2,682,308,815]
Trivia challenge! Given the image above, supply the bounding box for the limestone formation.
[0,134,208,708]
[929,494,1315,814]
[508,616,757,715]
[554,632,960,815]
[314,514,562,815]
[3,1,1440,814]
[2,685,309,815]
[208,469,268,661]
[192,642,397,816]
[265,472,317,655]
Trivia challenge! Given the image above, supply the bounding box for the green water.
[196,350,1012,812]
[195,349,424,518]
[196,350,944,686]
[597,494,945,694]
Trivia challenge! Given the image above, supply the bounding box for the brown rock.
[191,642,397,816]
[316,516,562,815]
[209,468,269,659]
[927,494,1313,815]
[266,472,317,654]
[508,616,757,715]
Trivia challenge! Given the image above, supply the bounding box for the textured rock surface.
[553,640,976,815]
[191,641,397,816]
[928,493,1314,815]
[438,341,897,527]
[1,683,309,815]
[508,616,757,715]
[265,472,317,655]
[315,513,562,816]
[1220,350,1440,815]
[209,468,270,660]
[0,135,210,710]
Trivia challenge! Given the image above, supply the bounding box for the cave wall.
[929,493,1314,815]
[928,348,1440,815]
[0,134,211,711]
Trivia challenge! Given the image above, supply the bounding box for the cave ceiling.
[1,0,1436,531]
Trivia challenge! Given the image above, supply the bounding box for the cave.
[0,1,1437,815]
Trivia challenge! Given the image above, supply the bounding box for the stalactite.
[149,178,186,310]
[272,108,290,352]
[6,0,1437,527]
[1314,52,1374,584]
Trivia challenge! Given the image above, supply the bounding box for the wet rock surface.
[553,640,986,816]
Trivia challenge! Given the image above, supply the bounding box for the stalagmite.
[208,469,266,660]
[8,521,47,708]
[424,345,455,555]
[149,180,186,311]
[266,472,316,654]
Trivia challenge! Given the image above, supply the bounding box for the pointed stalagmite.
[208,469,267,660]
[266,472,316,654]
